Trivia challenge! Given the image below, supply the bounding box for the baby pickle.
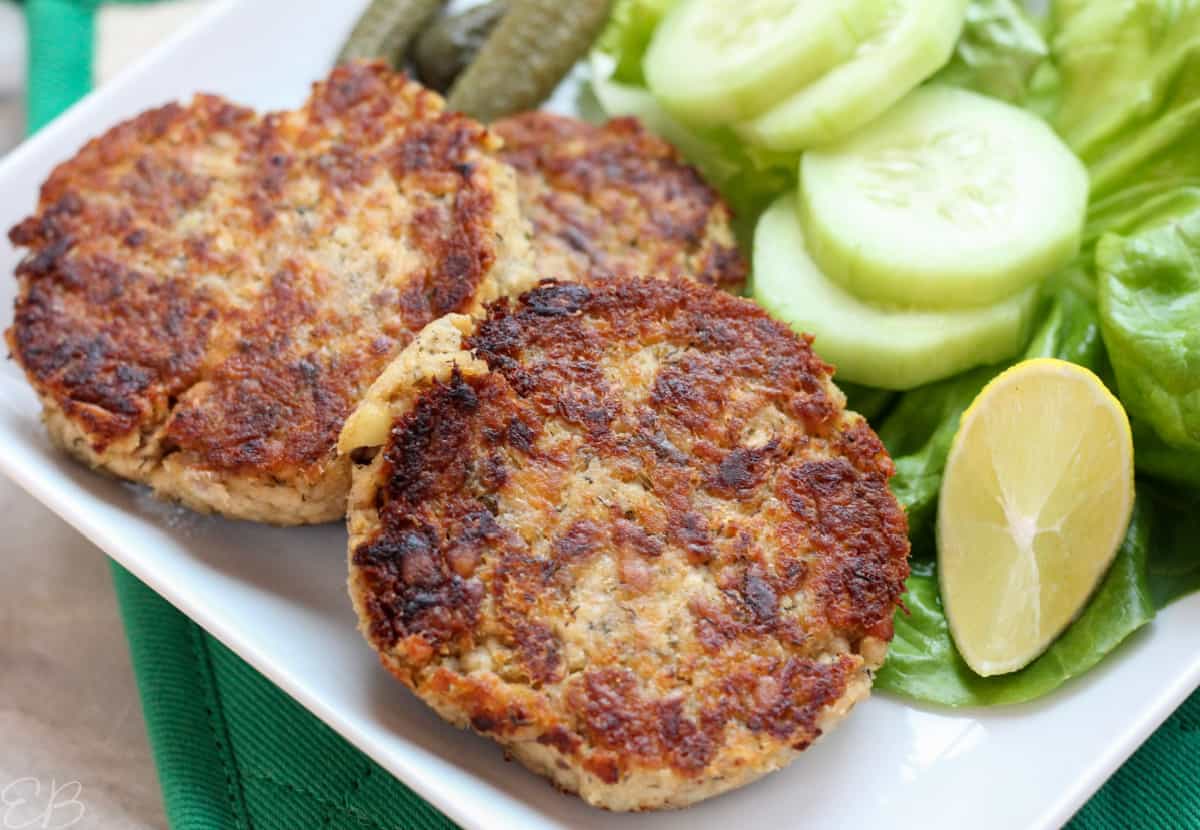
[338,0,448,67]
[414,1,508,93]
[448,0,613,121]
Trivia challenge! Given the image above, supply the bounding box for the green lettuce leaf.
[1097,204,1200,479]
[1049,0,1200,197]
[1142,479,1200,607]
[1025,274,1110,371]
[839,381,899,423]
[1132,422,1200,488]
[876,366,997,550]
[934,0,1050,103]
[1085,182,1200,250]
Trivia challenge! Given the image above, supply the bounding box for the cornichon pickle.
[448,0,613,121]
[338,0,448,67]
[415,1,507,93]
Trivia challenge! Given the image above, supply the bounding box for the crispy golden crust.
[344,278,909,810]
[7,62,533,523]
[493,113,746,291]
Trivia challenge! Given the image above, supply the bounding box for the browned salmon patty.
[6,63,534,524]
[493,112,746,291]
[340,277,909,810]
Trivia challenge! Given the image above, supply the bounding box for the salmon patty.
[494,112,746,291]
[340,277,909,810]
[7,63,534,523]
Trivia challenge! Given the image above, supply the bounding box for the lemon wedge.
[938,358,1135,677]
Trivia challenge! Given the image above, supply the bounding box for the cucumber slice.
[753,194,1036,390]
[737,0,966,151]
[799,85,1088,310]
[643,0,886,124]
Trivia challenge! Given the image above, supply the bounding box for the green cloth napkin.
[109,565,453,830]
[19,2,1200,828]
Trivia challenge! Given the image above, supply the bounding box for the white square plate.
[2,2,1198,828]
